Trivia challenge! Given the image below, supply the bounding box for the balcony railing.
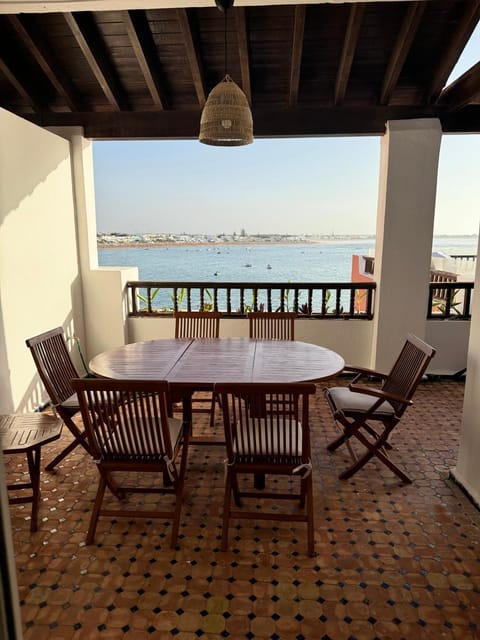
[126,280,474,321]
[450,254,477,262]
[428,281,474,319]
[127,281,376,319]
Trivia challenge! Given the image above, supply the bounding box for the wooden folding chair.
[71,378,189,548]
[216,381,317,556]
[248,311,296,340]
[324,334,436,484]
[174,311,222,426]
[26,327,92,471]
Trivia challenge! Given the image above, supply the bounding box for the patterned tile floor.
[4,377,480,640]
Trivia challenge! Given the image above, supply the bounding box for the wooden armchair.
[71,378,189,548]
[248,312,296,340]
[324,334,436,484]
[26,327,92,471]
[174,311,222,426]
[215,381,317,556]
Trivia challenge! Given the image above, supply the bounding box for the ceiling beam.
[4,14,80,112]
[63,11,129,111]
[424,0,480,104]
[234,6,252,105]
[437,62,480,111]
[24,104,480,138]
[334,3,364,106]
[177,8,206,107]
[122,10,165,110]
[0,55,41,112]
[288,4,305,108]
[379,1,425,105]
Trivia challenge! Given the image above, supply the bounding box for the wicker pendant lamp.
[199,0,253,146]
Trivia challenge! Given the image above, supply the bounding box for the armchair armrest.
[344,365,388,384]
[349,383,413,407]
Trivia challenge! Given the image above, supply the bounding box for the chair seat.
[233,418,303,456]
[326,386,395,417]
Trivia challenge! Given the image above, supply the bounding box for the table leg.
[26,446,41,533]
[182,391,193,438]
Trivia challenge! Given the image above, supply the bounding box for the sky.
[93,26,480,238]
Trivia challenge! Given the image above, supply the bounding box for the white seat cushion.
[59,392,80,411]
[102,416,183,457]
[326,387,395,417]
[168,417,184,448]
[233,418,303,456]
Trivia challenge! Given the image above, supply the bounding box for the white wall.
[0,109,84,412]
[426,320,470,376]
[85,266,138,358]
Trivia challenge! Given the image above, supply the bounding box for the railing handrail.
[450,254,477,260]
[126,280,376,319]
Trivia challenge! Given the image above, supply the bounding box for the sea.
[98,236,478,283]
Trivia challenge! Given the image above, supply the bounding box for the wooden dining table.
[90,337,344,386]
[89,337,345,442]
[90,337,345,485]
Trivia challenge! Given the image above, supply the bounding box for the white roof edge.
[0,0,424,14]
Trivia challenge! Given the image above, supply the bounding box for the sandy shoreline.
[97,239,374,249]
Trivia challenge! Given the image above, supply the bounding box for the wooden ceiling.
[1,0,480,139]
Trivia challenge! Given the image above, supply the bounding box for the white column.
[371,119,442,371]
[452,228,480,505]
[52,129,138,357]
[70,134,139,357]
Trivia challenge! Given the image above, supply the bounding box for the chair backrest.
[216,382,316,461]
[72,378,174,461]
[26,327,79,406]
[248,312,296,340]
[382,334,436,416]
[174,311,221,338]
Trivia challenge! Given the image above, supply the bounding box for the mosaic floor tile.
[4,378,480,639]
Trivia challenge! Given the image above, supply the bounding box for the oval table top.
[89,337,345,387]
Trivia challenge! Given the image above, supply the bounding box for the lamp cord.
[224,9,228,77]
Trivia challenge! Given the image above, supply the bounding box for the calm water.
[98,236,478,283]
